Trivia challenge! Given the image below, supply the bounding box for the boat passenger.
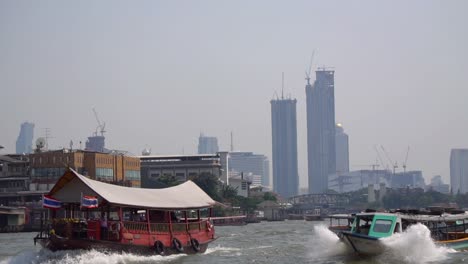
[100,213,108,240]
[109,221,121,240]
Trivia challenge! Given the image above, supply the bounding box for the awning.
[48,169,216,210]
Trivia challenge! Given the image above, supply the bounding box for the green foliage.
[344,187,455,210]
[154,174,181,188]
[220,184,238,203]
[381,189,452,209]
[263,192,277,202]
[190,172,221,201]
[235,196,262,214]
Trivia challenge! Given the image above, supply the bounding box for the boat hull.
[38,234,212,255]
[437,237,468,251]
[340,232,385,255]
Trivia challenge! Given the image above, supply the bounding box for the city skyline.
[1,1,467,187]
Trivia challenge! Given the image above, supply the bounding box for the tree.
[154,174,180,188]
[263,192,277,202]
[190,172,221,201]
[220,184,238,203]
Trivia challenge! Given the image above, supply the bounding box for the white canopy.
[49,169,216,210]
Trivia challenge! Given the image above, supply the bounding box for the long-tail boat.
[34,169,216,255]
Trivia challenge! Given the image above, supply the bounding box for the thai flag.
[42,195,61,209]
[81,195,98,208]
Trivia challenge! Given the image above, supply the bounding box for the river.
[0,221,467,264]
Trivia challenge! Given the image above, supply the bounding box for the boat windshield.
[353,215,374,235]
[373,219,393,233]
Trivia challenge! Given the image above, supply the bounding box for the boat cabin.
[351,213,402,238]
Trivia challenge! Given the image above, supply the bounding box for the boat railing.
[426,222,468,241]
[123,219,209,235]
[123,221,148,234]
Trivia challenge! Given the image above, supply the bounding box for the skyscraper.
[450,149,468,194]
[16,122,34,154]
[228,151,270,187]
[271,97,299,198]
[335,123,349,174]
[306,69,336,193]
[197,134,219,154]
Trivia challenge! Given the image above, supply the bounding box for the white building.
[328,170,390,193]
[228,171,251,197]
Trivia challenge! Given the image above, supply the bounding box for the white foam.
[2,249,186,264]
[310,225,349,258]
[380,223,454,263]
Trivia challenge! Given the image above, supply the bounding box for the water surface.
[1,221,467,263]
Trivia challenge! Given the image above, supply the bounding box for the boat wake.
[310,223,455,264]
[379,223,455,263]
[310,225,349,258]
[1,249,186,264]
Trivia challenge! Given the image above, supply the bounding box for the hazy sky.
[1,0,467,187]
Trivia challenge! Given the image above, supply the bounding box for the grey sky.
[1,0,467,187]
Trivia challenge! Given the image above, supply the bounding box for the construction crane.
[402,146,410,173]
[381,146,398,174]
[93,108,106,136]
[305,50,315,86]
[353,163,380,171]
[374,145,387,170]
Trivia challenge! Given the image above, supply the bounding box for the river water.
[0,221,467,264]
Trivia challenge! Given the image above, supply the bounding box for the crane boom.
[402,146,410,172]
[92,108,106,136]
[305,50,315,85]
[374,145,387,170]
[381,145,398,173]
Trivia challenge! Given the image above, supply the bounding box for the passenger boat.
[33,169,217,255]
[337,210,468,255]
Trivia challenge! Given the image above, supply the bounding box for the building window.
[125,170,140,181]
[241,182,247,190]
[96,168,114,181]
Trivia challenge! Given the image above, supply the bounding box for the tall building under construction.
[271,97,299,198]
[306,69,336,194]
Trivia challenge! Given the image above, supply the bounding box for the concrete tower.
[306,69,336,193]
[271,97,299,198]
[16,122,35,154]
[450,149,468,194]
[335,123,349,174]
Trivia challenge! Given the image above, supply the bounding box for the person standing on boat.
[100,213,108,240]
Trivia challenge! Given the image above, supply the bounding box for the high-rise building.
[228,151,270,187]
[306,69,336,193]
[450,149,468,194]
[16,122,34,154]
[271,97,299,198]
[335,123,349,174]
[197,134,219,154]
[85,135,105,153]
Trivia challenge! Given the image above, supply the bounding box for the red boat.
[34,169,217,255]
